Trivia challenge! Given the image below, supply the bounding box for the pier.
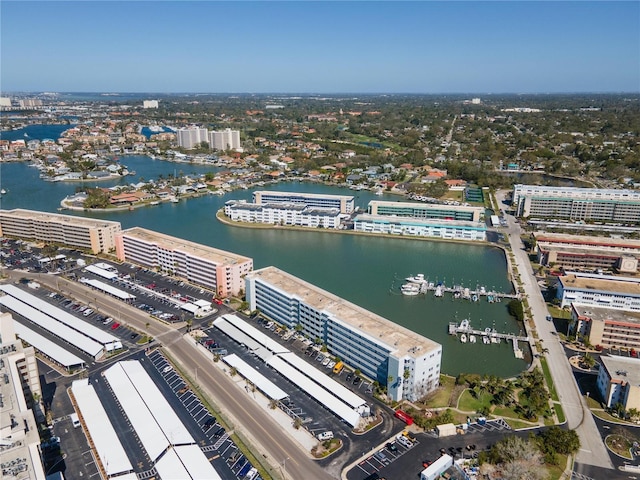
[448,320,528,359]
[399,275,520,301]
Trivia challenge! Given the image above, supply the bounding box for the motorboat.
[401,283,420,296]
[469,335,477,343]
[460,334,467,343]
[483,336,490,344]
[405,273,427,284]
[434,285,443,297]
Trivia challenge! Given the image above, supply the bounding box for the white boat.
[483,336,490,344]
[460,334,467,343]
[491,336,501,344]
[405,273,427,284]
[471,294,479,302]
[170,197,179,203]
[460,319,470,330]
[0,189,6,195]
[401,283,420,296]
[469,335,477,343]
[150,201,160,206]
[434,285,443,297]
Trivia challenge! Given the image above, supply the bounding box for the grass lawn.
[492,405,520,419]
[458,389,492,412]
[424,375,456,408]
[540,357,559,401]
[504,418,537,430]
[547,305,571,320]
[554,403,566,424]
[605,434,634,459]
[546,454,569,480]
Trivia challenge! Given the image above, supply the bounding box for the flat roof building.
[0,314,47,480]
[176,126,208,150]
[115,227,253,297]
[209,128,241,151]
[367,200,484,222]
[597,355,640,412]
[224,200,342,229]
[0,208,121,254]
[354,214,487,241]
[535,232,640,273]
[570,303,640,350]
[245,266,442,402]
[556,272,640,311]
[252,191,355,214]
[512,184,640,223]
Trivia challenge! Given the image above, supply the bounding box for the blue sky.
[2,1,639,93]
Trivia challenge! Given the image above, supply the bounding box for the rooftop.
[253,190,354,201]
[247,266,441,358]
[121,227,252,266]
[600,355,640,386]
[572,303,640,325]
[355,213,486,229]
[368,200,484,212]
[560,274,640,295]
[535,232,640,250]
[1,208,121,229]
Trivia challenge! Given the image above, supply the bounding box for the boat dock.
[399,275,520,301]
[449,320,527,359]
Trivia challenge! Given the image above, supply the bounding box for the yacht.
[434,285,443,297]
[469,335,477,343]
[401,283,420,296]
[483,336,490,344]
[405,273,427,284]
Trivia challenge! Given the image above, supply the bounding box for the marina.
[398,273,520,302]
[449,319,527,359]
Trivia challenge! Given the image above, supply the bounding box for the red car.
[213,298,223,305]
[111,322,120,330]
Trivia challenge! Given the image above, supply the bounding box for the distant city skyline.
[2,1,638,94]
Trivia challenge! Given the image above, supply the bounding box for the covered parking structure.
[0,295,104,359]
[104,360,222,479]
[13,321,85,371]
[85,263,119,280]
[220,314,290,354]
[71,379,134,478]
[223,353,288,401]
[80,277,136,302]
[0,284,119,347]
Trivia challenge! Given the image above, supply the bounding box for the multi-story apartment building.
[512,184,640,222]
[245,266,442,402]
[209,128,241,151]
[142,100,159,109]
[569,304,640,350]
[0,313,46,479]
[597,355,640,411]
[535,232,640,273]
[253,191,355,214]
[353,214,487,241]
[176,126,209,150]
[224,200,342,229]
[0,208,121,254]
[556,272,640,311]
[367,200,484,222]
[115,227,253,297]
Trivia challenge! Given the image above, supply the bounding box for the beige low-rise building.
[0,208,121,254]
[115,227,253,297]
[570,303,640,350]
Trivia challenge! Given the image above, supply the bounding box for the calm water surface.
[0,157,529,377]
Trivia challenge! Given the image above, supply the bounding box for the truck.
[332,361,344,374]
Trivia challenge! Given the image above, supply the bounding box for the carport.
[213,317,261,352]
[223,353,288,401]
[14,321,85,371]
[80,278,136,301]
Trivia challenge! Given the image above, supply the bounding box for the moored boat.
[460,334,467,343]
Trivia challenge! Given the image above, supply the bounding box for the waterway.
[0,156,529,377]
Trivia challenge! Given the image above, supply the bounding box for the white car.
[322,358,330,367]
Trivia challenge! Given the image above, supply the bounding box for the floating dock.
[448,320,527,359]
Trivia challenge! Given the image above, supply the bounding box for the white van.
[70,412,81,428]
[245,468,258,480]
[317,431,334,441]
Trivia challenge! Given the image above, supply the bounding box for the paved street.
[495,191,613,470]
[8,270,332,480]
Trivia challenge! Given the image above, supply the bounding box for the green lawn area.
[606,434,634,459]
[342,132,400,150]
[554,403,566,424]
[424,375,456,408]
[504,418,537,430]
[492,405,521,419]
[458,389,492,412]
[540,357,559,401]
[547,305,572,320]
[546,454,569,480]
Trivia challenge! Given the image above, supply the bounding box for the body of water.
[1,124,76,142]
[0,157,529,377]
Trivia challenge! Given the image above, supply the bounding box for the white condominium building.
[512,184,640,222]
[115,227,253,297]
[224,200,342,229]
[143,100,159,109]
[354,214,487,241]
[0,208,122,254]
[209,128,241,151]
[245,266,442,402]
[556,272,640,311]
[367,200,484,222]
[0,314,47,479]
[176,126,209,150]
[597,355,640,411]
[252,191,355,214]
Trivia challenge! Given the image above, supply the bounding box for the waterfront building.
[556,272,640,311]
[245,266,442,402]
[353,213,487,241]
[252,190,355,214]
[176,126,209,150]
[0,208,121,254]
[224,200,342,229]
[512,184,640,222]
[597,355,640,412]
[209,128,241,151]
[18,99,43,109]
[0,97,11,108]
[115,227,253,297]
[570,303,640,350]
[0,313,47,479]
[535,232,640,273]
[367,200,484,222]
[143,100,159,109]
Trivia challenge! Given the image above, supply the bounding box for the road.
[494,191,613,470]
[6,270,333,480]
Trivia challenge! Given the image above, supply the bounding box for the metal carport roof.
[223,354,288,401]
[13,321,85,369]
